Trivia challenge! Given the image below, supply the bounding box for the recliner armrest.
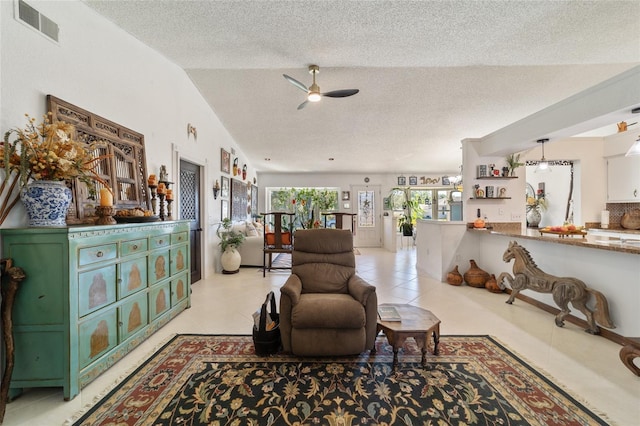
[347,275,376,306]
[281,274,303,305]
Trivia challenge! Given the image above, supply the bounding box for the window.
[265,187,339,229]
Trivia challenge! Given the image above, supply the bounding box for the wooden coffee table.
[374,303,441,368]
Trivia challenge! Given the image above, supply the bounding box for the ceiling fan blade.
[297,100,309,110]
[283,74,309,93]
[322,89,359,98]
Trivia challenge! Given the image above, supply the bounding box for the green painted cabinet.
[1,220,190,400]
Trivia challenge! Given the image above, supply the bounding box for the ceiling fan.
[283,65,359,110]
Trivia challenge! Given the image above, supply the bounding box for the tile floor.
[2,247,638,425]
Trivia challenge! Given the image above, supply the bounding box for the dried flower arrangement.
[0,113,110,224]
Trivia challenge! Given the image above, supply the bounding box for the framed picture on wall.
[221,176,230,198]
[342,191,350,201]
[221,199,229,220]
[409,176,418,185]
[221,148,231,174]
[397,176,406,186]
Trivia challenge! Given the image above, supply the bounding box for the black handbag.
[252,291,281,355]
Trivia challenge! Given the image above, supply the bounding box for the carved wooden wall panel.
[47,95,149,223]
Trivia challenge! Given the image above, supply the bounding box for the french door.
[351,185,382,247]
[179,160,202,283]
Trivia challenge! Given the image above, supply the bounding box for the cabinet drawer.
[149,282,171,321]
[148,250,170,285]
[150,234,170,250]
[118,257,148,299]
[78,243,117,267]
[170,245,188,275]
[79,309,118,369]
[171,272,189,307]
[78,265,117,317]
[121,238,148,257]
[119,292,148,342]
[171,231,188,244]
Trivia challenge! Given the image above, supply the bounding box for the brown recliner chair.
[279,229,378,356]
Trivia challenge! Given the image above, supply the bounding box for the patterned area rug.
[72,335,607,426]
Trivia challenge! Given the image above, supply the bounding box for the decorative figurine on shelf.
[233,158,239,176]
[242,164,247,180]
[159,165,168,183]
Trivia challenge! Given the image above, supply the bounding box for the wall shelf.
[475,176,518,180]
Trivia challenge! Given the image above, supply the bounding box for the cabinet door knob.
[96,251,103,258]
[634,189,638,197]
[132,244,138,250]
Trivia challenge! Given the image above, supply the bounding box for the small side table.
[620,337,640,376]
[375,303,441,368]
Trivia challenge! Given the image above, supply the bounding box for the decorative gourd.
[485,274,503,293]
[446,265,463,286]
[464,259,490,288]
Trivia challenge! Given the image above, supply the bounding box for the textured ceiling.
[84,0,640,174]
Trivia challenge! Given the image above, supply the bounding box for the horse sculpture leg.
[552,287,571,328]
[552,280,600,334]
[504,273,528,304]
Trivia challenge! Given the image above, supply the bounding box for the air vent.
[17,0,59,42]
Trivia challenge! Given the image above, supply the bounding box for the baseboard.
[507,290,626,346]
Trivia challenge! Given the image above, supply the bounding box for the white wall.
[0,1,256,278]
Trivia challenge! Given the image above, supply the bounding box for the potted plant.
[506,153,524,177]
[216,217,245,273]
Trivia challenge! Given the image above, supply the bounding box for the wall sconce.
[213,179,220,199]
[534,139,552,173]
[187,123,197,140]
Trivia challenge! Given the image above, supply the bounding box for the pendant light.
[534,139,551,173]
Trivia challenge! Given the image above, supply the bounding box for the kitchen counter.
[467,227,640,255]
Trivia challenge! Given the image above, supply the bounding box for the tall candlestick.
[99,188,113,207]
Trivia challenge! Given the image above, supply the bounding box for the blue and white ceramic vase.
[20,180,73,227]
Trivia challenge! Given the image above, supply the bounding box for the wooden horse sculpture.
[497,241,615,334]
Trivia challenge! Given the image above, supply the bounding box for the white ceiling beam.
[477,65,640,156]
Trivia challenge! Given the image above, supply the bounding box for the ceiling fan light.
[308,92,321,102]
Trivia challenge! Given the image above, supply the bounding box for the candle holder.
[149,185,158,216]
[158,193,166,221]
[95,206,117,225]
[166,199,173,219]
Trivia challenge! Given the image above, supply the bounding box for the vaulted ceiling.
[84,0,640,174]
